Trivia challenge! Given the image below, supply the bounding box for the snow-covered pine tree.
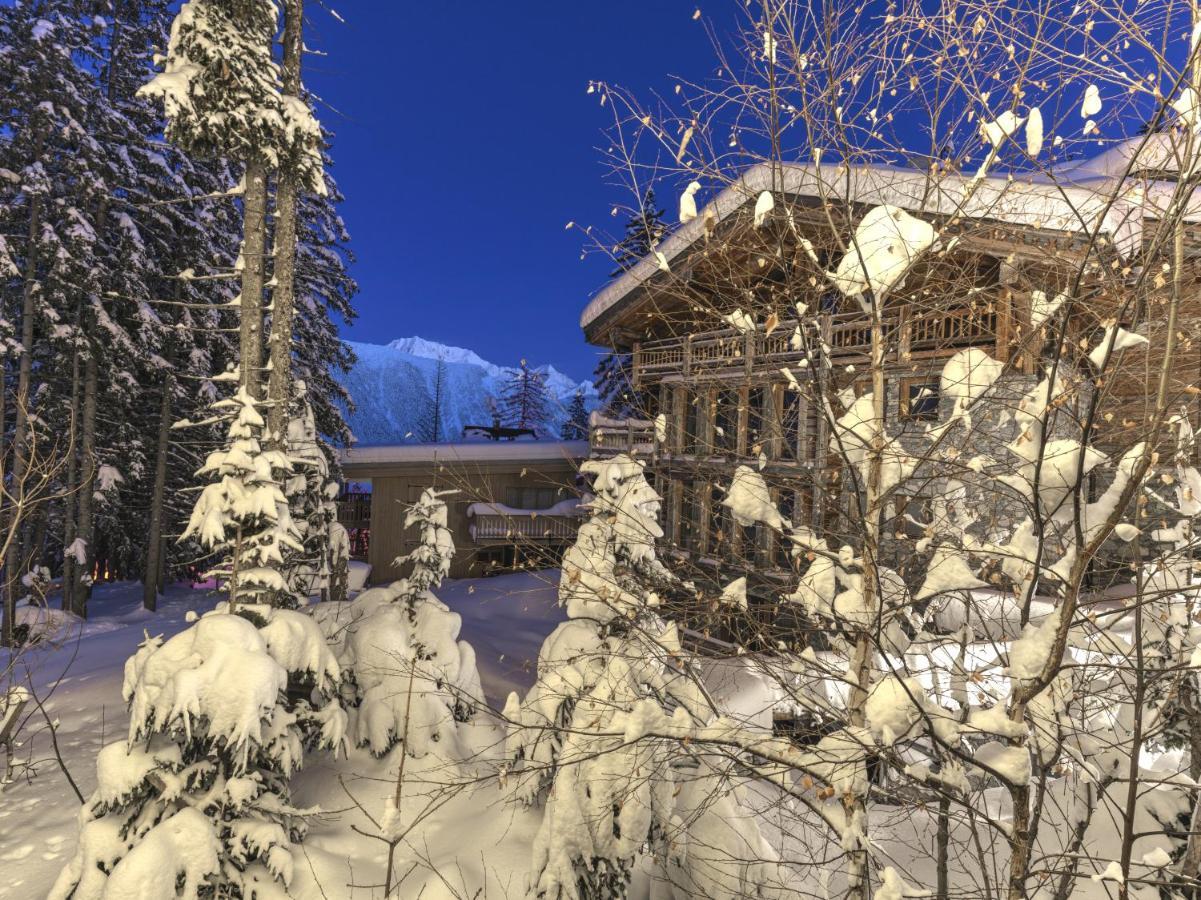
[49,603,345,900]
[594,188,665,417]
[609,187,665,277]
[0,3,107,638]
[140,0,322,402]
[499,359,553,437]
[0,0,246,625]
[0,1,189,623]
[561,389,589,441]
[281,383,344,602]
[266,0,312,447]
[182,387,302,608]
[503,455,783,900]
[292,151,357,449]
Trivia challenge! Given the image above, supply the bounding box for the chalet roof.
[580,136,1193,334]
[339,440,589,471]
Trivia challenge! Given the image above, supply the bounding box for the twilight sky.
[304,1,726,383]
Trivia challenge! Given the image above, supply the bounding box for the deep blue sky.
[303,2,723,383]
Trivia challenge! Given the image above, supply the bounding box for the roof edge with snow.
[339,440,590,471]
[580,143,1179,334]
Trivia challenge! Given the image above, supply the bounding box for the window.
[714,390,739,455]
[747,387,767,456]
[902,380,940,421]
[684,391,700,453]
[504,486,561,510]
[681,482,703,552]
[780,391,801,461]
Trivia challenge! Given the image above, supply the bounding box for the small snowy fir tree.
[560,389,589,441]
[505,455,782,900]
[499,359,553,437]
[181,387,301,608]
[50,604,345,899]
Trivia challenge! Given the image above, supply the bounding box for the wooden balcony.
[589,414,657,457]
[632,302,1003,385]
[468,511,580,543]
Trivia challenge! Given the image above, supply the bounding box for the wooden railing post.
[684,333,693,378]
[745,329,755,376]
[631,342,642,389]
[897,304,912,362]
[995,293,1011,365]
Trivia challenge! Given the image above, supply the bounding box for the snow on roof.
[580,144,1180,331]
[339,440,589,469]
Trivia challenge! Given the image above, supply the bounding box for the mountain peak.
[338,336,597,446]
[386,337,502,376]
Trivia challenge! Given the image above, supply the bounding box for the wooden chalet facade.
[582,137,1201,594]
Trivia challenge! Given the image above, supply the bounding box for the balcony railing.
[466,501,582,543]
[589,413,657,457]
[632,302,1001,385]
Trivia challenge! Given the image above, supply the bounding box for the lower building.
[336,441,589,583]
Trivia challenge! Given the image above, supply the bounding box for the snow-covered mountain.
[339,337,597,446]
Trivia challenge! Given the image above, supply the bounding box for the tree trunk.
[142,373,173,611]
[936,794,950,900]
[266,0,304,446]
[61,346,81,611]
[843,302,886,900]
[241,161,269,401]
[69,350,98,618]
[2,190,41,647]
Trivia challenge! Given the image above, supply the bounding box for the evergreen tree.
[595,189,665,418]
[292,150,357,450]
[0,0,351,638]
[609,188,665,277]
[139,0,323,402]
[499,359,553,437]
[420,356,448,443]
[312,488,483,761]
[505,456,724,899]
[561,389,589,441]
[182,388,301,607]
[51,604,344,899]
[282,384,344,601]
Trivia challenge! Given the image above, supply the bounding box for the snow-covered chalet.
[582,135,1201,625]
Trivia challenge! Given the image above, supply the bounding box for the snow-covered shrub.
[314,486,484,760]
[50,607,344,900]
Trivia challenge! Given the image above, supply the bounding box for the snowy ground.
[0,571,564,900]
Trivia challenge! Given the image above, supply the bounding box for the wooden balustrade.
[470,513,579,542]
[589,417,657,457]
[632,299,1010,385]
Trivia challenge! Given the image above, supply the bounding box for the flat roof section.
[339,440,590,470]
